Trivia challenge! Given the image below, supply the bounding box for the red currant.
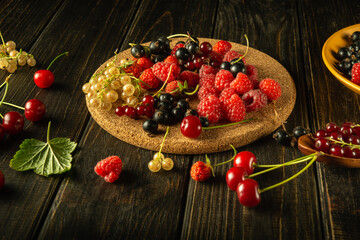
[2,111,24,135]
[329,145,344,157]
[314,138,330,153]
[142,95,155,107]
[226,167,248,191]
[33,70,54,88]
[136,105,146,116]
[124,106,137,119]
[340,126,353,138]
[236,178,261,207]
[325,122,339,133]
[348,135,360,145]
[115,106,125,117]
[193,57,203,69]
[233,151,257,174]
[185,61,196,71]
[314,129,327,138]
[352,126,360,137]
[180,115,202,138]
[24,99,46,122]
[328,132,343,141]
[144,106,155,118]
[200,42,212,54]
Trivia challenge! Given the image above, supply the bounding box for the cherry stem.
[155,126,170,161]
[232,34,249,64]
[47,121,51,143]
[0,101,24,110]
[152,65,173,97]
[213,144,237,167]
[0,31,5,48]
[253,154,314,168]
[46,52,69,70]
[184,84,199,95]
[249,154,316,178]
[203,118,253,130]
[0,82,9,108]
[167,33,196,42]
[258,153,321,194]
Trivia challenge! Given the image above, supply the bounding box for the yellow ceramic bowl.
[322,23,360,94]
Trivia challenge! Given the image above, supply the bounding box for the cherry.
[180,115,202,138]
[200,42,212,54]
[226,167,248,191]
[0,170,4,189]
[0,124,5,140]
[236,178,261,207]
[2,111,24,135]
[24,99,46,122]
[233,151,257,174]
[33,52,68,88]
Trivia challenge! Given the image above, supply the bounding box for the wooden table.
[1,0,359,239]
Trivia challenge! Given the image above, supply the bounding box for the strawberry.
[190,161,213,182]
[165,80,188,95]
[139,68,160,89]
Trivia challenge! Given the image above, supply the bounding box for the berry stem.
[152,65,173,97]
[232,34,249,64]
[213,144,237,167]
[0,101,25,110]
[0,82,9,108]
[0,31,5,48]
[184,84,199,95]
[155,126,170,161]
[167,33,196,42]
[46,52,69,70]
[258,152,321,194]
[202,118,253,130]
[325,137,360,149]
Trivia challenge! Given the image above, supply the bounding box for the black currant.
[273,129,291,146]
[351,31,360,42]
[220,61,231,71]
[349,44,360,53]
[176,99,190,110]
[159,93,174,103]
[199,116,209,127]
[152,54,166,63]
[175,48,190,61]
[157,36,170,49]
[337,47,352,60]
[186,42,199,55]
[158,100,173,112]
[185,109,199,117]
[143,119,158,134]
[149,40,166,55]
[153,110,170,125]
[230,62,246,77]
[292,126,307,139]
[171,107,186,121]
[131,44,145,58]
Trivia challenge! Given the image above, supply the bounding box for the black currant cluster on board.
[273,125,308,146]
[337,31,360,78]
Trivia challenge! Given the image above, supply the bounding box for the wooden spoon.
[297,135,360,168]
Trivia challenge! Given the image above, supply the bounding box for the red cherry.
[200,42,212,54]
[0,170,4,189]
[236,178,261,207]
[0,124,5,140]
[180,115,202,138]
[24,99,46,122]
[233,151,257,174]
[226,167,248,191]
[2,111,24,135]
[34,70,54,88]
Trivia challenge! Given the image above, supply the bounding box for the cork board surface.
[86,38,296,154]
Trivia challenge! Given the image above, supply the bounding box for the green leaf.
[10,137,77,177]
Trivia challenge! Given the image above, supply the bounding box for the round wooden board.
[86,38,296,154]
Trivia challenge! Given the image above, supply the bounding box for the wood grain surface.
[0,0,359,240]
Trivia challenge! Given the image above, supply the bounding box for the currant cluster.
[313,122,360,158]
[273,126,308,146]
[0,32,36,73]
[337,31,360,78]
[82,59,143,111]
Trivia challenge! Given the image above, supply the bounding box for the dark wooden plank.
[181,0,323,239]
[37,0,218,239]
[298,0,360,239]
[0,0,142,239]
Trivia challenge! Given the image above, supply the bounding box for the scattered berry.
[233,151,257,175]
[222,50,245,63]
[190,161,212,182]
[143,119,158,134]
[222,94,246,122]
[94,156,123,183]
[24,99,46,122]
[2,111,24,135]
[273,129,291,146]
[152,62,180,83]
[197,85,218,101]
[181,115,202,138]
[136,57,153,70]
[199,74,216,87]
[179,70,199,88]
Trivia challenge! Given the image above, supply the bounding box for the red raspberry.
[197,95,223,123]
[0,170,4,189]
[215,69,234,91]
[219,87,237,104]
[246,65,258,81]
[223,50,246,64]
[179,70,199,88]
[165,80,184,95]
[198,85,218,101]
[223,94,246,122]
[351,63,360,85]
[94,156,123,183]
[171,43,185,57]
[213,40,232,55]
[199,74,216,87]
[164,55,179,65]
[136,57,153,70]
[199,64,218,78]
[230,73,253,95]
[242,89,268,112]
[190,161,212,182]
[259,78,282,101]
[208,51,223,65]
[123,62,143,78]
[139,68,160,89]
[152,62,180,83]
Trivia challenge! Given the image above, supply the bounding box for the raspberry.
[164,55,179,65]
[351,63,360,85]
[165,80,184,95]
[171,43,185,57]
[213,40,232,55]
[123,62,143,78]
[179,70,199,88]
[136,57,153,70]
[242,89,268,112]
[198,85,218,101]
[222,94,246,122]
[214,69,234,91]
[152,62,180,83]
[259,78,282,101]
[139,68,160,89]
[190,161,212,182]
[219,87,237,104]
[199,64,218,78]
[199,74,216,87]
[94,156,123,183]
[197,95,223,123]
[223,50,246,64]
[208,51,223,64]
[0,170,4,189]
[230,73,253,95]
[246,65,258,81]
